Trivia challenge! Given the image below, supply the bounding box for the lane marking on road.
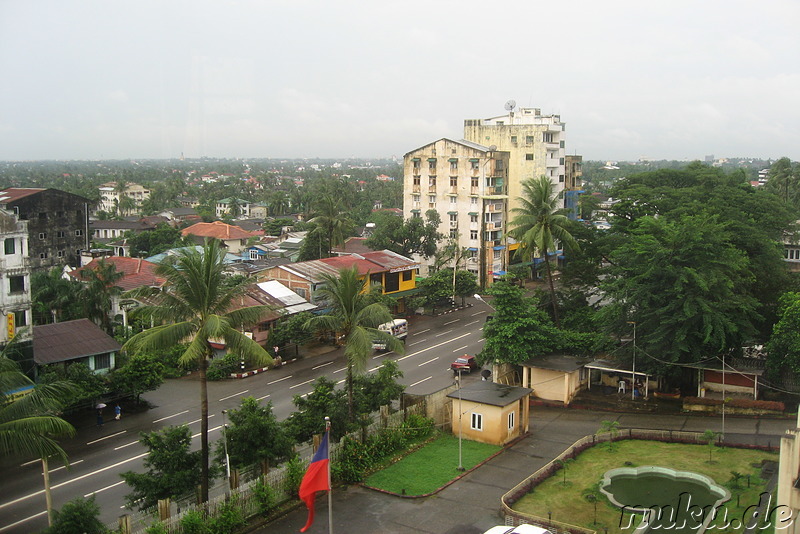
[256,394,270,401]
[0,510,47,532]
[471,311,486,316]
[187,414,215,426]
[414,329,430,335]
[452,345,469,353]
[434,329,453,337]
[443,319,460,325]
[336,379,345,385]
[418,357,439,367]
[219,389,249,402]
[290,379,315,389]
[464,320,480,327]
[267,376,292,385]
[368,366,381,373]
[86,431,126,446]
[373,351,396,359]
[153,410,188,423]
[0,420,229,515]
[312,361,334,370]
[408,376,432,388]
[114,440,140,451]
[408,339,427,346]
[333,367,347,373]
[396,333,470,362]
[85,480,125,497]
[46,460,84,474]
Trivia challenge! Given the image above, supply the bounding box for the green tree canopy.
[365,209,442,258]
[285,377,351,442]
[214,397,293,470]
[109,351,165,404]
[766,292,800,378]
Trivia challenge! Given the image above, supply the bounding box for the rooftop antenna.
[504,99,516,123]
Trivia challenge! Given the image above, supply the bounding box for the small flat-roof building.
[520,354,591,405]
[447,381,531,446]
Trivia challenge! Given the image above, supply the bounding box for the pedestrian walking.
[114,404,121,420]
[96,409,104,427]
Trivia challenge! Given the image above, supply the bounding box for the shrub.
[207,353,239,381]
[684,396,785,411]
[283,455,306,497]
[401,413,435,441]
[179,509,206,534]
[207,498,246,533]
[43,495,109,534]
[253,478,278,516]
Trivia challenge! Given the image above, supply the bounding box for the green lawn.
[364,433,501,495]
[513,440,777,534]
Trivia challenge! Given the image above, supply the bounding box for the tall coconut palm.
[0,352,76,525]
[507,175,578,327]
[79,259,125,334]
[122,240,273,502]
[309,194,351,257]
[305,267,404,420]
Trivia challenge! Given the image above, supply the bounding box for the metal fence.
[499,428,779,533]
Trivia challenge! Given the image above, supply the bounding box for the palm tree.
[31,267,82,324]
[79,259,125,334]
[507,175,578,327]
[305,267,404,420]
[309,194,351,257]
[0,351,76,525]
[122,240,273,502]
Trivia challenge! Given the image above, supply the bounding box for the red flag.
[298,431,330,532]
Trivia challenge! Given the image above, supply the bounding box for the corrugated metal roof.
[0,188,47,204]
[33,319,122,365]
[446,381,532,407]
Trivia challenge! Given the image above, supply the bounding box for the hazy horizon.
[2,1,798,162]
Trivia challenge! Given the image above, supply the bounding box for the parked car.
[483,525,553,534]
[451,354,479,374]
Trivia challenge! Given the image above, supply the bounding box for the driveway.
[256,407,794,534]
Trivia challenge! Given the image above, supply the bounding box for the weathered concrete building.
[0,188,92,272]
[402,138,510,286]
[0,207,32,371]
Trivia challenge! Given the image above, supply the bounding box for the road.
[0,303,493,533]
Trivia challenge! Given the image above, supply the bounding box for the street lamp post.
[473,293,496,311]
[627,321,636,401]
[221,410,231,484]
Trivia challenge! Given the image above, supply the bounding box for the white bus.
[372,319,408,351]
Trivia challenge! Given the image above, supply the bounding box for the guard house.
[519,354,590,405]
[446,381,531,446]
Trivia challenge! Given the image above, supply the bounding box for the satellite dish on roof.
[488,145,497,151]
[504,99,516,111]
[481,369,492,381]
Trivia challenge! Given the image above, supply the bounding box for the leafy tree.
[415,269,456,313]
[285,377,350,442]
[0,353,76,525]
[31,267,83,325]
[79,259,125,334]
[764,157,800,208]
[122,240,273,502]
[304,267,403,419]
[508,175,579,327]
[600,214,759,379]
[480,280,559,365]
[263,217,295,236]
[701,429,720,463]
[766,292,800,378]
[121,425,203,511]
[213,397,293,470]
[267,311,314,349]
[42,495,109,534]
[109,351,165,405]
[366,209,442,258]
[353,360,404,414]
[38,362,108,410]
[127,223,188,257]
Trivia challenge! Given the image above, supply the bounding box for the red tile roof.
[0,188,47,203]
[68,257,165,291]
[181,221,256,240]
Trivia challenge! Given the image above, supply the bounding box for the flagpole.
[325,416,333,534]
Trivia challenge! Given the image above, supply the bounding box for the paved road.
[259,408,795,534]
[0,303,492,533]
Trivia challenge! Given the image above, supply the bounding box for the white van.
[372,319,408,351]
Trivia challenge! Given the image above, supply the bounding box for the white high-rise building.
[403,138,510,287]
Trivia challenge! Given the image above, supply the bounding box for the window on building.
[526,154,534,161]
[526,135,534,144]
[494,249,501,260]
[429,176,437,187]
[14,310,27,327]
[412,194,420,202]
[429,160,437,172]
[543,132,555,143]
[57,230,65,238]
[38,212,47,220]
[38,232,46,240]
[470,230,478,240]
[413,176,420,186]
[412,211,421,218]
[560,157,565,165]
[471,177,478,188]
[9,275,24,293]
[75,229,83,236]
[249,249,259,260]
[470,197,478,207]
[470,160,479,171]
[4,238,15,255]
[384,271,400,292]
[412,160,420,172]
[402,270,413,281]
[450,197,457,207]
[449,213,458,222]
[450,176,457,187]
[294,287,307,299]
[94,353,111,370]
[508,411,515,430]
[56,211,65,217]
[57,250,64,258]
[428,195,436,204]
[495,159,504,171]
[471,412,483,431]
[510,135,517,143]
[450,161,458,173]
[40,252,48,259]
[559,175,565,183]
[470,214,478,224]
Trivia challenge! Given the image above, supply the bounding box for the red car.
[451,354,479,374]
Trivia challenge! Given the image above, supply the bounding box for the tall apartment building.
[403,138,510,287]
[97,182,151,216]
[463,107,568,215]
[0,207,33,373]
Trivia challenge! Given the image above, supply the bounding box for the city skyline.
[1,0,798,162]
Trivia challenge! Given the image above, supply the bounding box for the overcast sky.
[1,1,798,162]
